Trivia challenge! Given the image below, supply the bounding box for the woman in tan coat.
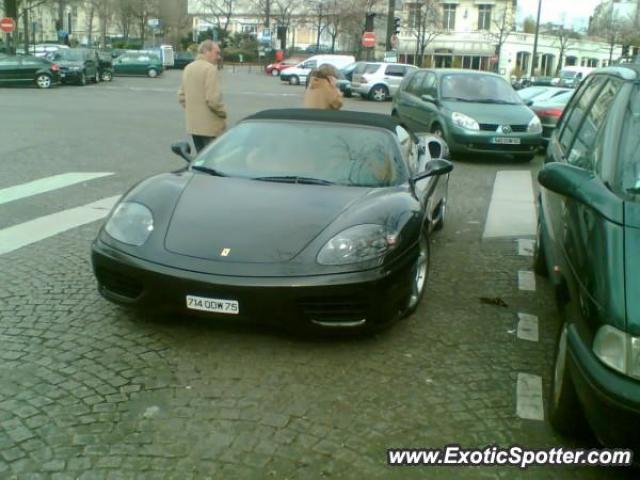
[303,64,344,110]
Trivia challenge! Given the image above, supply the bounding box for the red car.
[265,58,303,76]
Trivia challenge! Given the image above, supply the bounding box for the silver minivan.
[351,62,417,101]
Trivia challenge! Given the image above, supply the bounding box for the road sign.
[361,32,376,48]
[0,17,16,33]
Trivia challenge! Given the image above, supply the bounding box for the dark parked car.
[529,90,573,144]
[392,69,542,161]
[48,48,99,85]
[535,64,640,455]
[91,109,453,334]
[173,51,195,69]
[0,54,59,88]
[113,52,163,77]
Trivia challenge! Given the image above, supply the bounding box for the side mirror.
[411,159,453,185]
[526,100,534,107]
[171,141,192,163]
[538,162,623,223]
[421,94,437,104]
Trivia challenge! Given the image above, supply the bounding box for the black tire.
[35,73,52,89]
[369,85,388,102]
[289,75,300,86]
[549,323,588,436]
[534,217,549,277]
[402,231,430,317]
[344,89,352,98]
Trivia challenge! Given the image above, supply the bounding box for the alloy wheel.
[371,87,387,102]
[407,234,429,310]
[148,69,158,78]
[36,74,51,89]
[271,69,279,77]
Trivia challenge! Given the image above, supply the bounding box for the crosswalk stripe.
[0,172,114,206]
[518,270,536,291]
[0,195,120,255]
[517,239,535,257]
[517,313,539,342]
[516,373,544,421]
[483,171,536,238]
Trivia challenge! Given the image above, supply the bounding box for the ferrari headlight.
[593,325,640,380]
[104,202,154,246]
[528,115,542,134]
[317,224,399,266]
[451,112,479,131]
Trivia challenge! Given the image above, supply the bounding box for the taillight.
[537,108,563,118]
[51,63,59,72]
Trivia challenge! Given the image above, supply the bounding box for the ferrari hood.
[164,175,369,263]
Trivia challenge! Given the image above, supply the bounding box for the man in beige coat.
[177,40,227,152]
[303,64,343,110]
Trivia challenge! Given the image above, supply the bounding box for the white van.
[552,66,593,88]
[280,54,356,86]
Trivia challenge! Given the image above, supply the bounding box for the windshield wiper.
[441,96,475,102]
[253,176,335,185]
[466,98,519,105]
[191,165,226,177]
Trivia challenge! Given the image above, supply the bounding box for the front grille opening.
[298,296,367,324]
[96,267,143,299]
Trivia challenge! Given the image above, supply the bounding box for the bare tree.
[113,0,134,43]
[408,0,441,66]
[130,0,159,47]
[485,6,514,73]
[545,26,580,74]
[16,0,50,53]
[590,2,632,62]
[522,15,536,34]
[200,0,235,37]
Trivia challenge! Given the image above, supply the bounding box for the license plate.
[494,137,521,145]
[186,295,239,315]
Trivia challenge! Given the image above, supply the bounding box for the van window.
[301,60,317,69]
[385,65,408,77]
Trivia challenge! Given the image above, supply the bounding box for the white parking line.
[516,373,544,421]
[518,271,536,291]
[517,313,539,342]
[0,172,113,206]
[483,171,536,238]
[0,195,120,255]
[518,239,535,257]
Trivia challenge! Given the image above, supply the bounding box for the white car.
[279,54,355,86]
[29,43,69,57]
[351,62,418,102]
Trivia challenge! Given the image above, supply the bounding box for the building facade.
[396,0,623,78]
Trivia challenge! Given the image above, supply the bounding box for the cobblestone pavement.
[0,70,634,479]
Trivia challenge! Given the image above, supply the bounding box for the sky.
[516,0,603,31]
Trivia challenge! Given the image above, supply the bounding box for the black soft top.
[243,109,401,133]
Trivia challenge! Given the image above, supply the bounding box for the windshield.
[194,121,406,187]
[441,74,522,104]
[53,50,84,61]
[518,87,548,101]
[560,71,578,79]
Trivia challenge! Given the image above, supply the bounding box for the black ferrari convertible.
[91,109,453,333]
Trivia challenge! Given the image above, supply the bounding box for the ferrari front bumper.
[91,239,415,330]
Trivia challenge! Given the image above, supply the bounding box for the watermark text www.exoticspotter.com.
[387,445,633,469]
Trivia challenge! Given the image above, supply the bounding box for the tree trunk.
[87,6,95,47]
[22,8,29,55]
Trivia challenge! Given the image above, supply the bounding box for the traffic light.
[394,16,401,34]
